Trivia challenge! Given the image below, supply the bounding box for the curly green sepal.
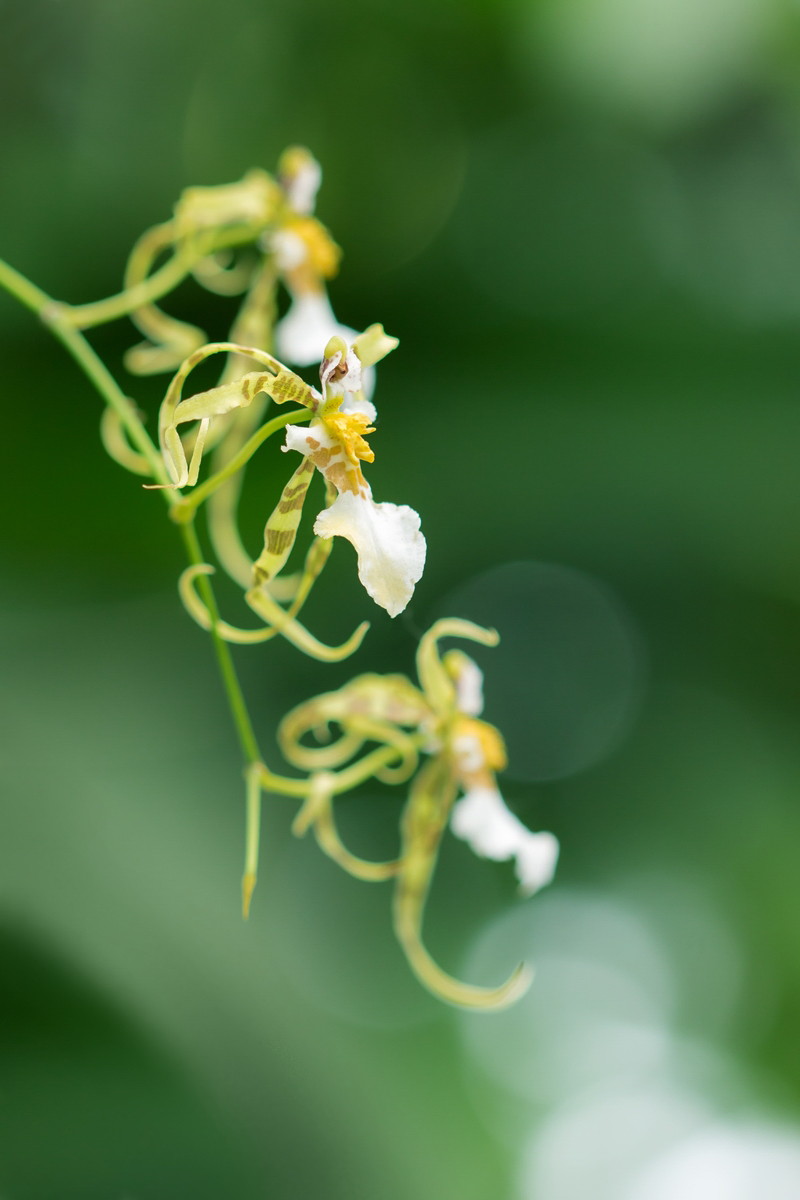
[292,773,402,882]
[150,341,317,489]
[246,581,369,661]
[179,564,369,660]
[416,618,499,715]
[62,214,273,331]
[122,221,206,375]
[99,406,151,476]
[278,672,429,771]
[393,758,532,1011]
[192,249,254,297]
[345,717,420,784]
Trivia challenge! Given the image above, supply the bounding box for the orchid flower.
[282,328,426,618]
[278,618,559,1009]
[165,325,423,652]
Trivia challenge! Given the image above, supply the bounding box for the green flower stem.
[61,224,268,330]
[170,406,313,524]
[48,316,171,487]
[179,521,262,764]
[0,257,52,315]
[0,255,265,768]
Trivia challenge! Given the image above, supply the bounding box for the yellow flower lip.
[323,409,376,468]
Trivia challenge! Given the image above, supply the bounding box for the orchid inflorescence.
[0,147,558,1010]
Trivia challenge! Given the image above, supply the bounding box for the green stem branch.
[62,224,268,329]
[0,255,263,766]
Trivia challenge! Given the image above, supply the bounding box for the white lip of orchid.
[313,489,426,618]
[274,293,342,368]
[282,420,426,617]
[450,784,560,896]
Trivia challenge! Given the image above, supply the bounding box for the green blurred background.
[5,0,800,1196]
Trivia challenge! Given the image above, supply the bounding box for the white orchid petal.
[274,297,378,400]
[282,421,336,457]
[450,785,559,895]
[454,657,484,716]
[285,158,322,215]
[313,490,426,617]
[275,293,344,367]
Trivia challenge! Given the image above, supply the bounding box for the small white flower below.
[451,785,559,895]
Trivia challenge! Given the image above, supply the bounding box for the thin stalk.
[62,224,268,329]
[47,317,170,487]
[180,522,262,764]
[0,258,52,314]
[0,256,263,768]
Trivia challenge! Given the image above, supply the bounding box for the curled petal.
[174,169,278,234]
[192,250,254,296]
[245,580,369,662]
[179,564,282,643]
[99,407,151,476]
[278,673,428,771]
[346,717,420,784]
[353,323,399,369]
[179,564,369,660]
[416,618,499,715]
[394,759,532,1011]
[314,490,426,618]
[450,785,559,896]
[292,773,401,882]
[122,220,207,377]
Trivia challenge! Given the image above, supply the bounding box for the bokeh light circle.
[434,561,644,782]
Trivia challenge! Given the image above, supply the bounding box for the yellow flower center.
[324,410,375,469]
[282,215,341,278]
[452,716,508,773]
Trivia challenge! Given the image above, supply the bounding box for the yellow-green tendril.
[292,773,402,882]
[179,563,370,661]
[393,758,532,1011]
